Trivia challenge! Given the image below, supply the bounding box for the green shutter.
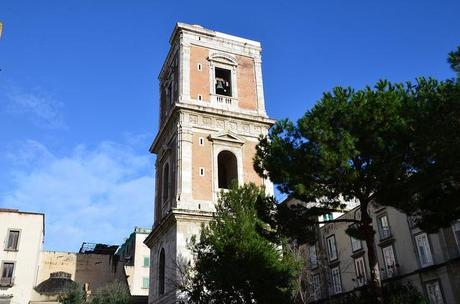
[143,256,150,267]
[142,277,149,289]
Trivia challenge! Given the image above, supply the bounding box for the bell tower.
[144,23,274,304]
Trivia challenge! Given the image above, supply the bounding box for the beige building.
[117,227,152,303]
[301,202,460,304]
[1,205,153,304]
[0,208,44,304]
[31,247,125,303]
[144,23,274,304]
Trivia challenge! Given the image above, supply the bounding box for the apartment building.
[0,208,44,304]
[117,227,152,303]
[303,204,460,303]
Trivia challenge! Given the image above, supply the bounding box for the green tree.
[58,284,86,304]
[448,45,460,77]
[254,47,460,303]
[377,77,460,232]
[183,184,301,304]
[89,281,130,304]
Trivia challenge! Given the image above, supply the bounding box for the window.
[312,273,321,300]
[142,277,149,289]
[217,151,238,189]
[215,67,232,97]
[0,262,14,286]
[199,167,205,176]
[377,215,392,240]
[331,266,342,294]
[415,233,433,267]
[199,137,204,146]
[350,236,362,252]
[308,244,318,268]
[425,281,444,304]
[5,230,20,251]
[143,256,150,267]
[382,245,397,278]
[452,220,460,250]
[197,63,202,71]
[162,163,170,203]
[326,235,338,261]
[323,213,333,222]
[159,248,165,295]
[354,257,367,286]
[165,82,174,106]
[198,94,202,101]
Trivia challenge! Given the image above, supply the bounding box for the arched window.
[159,248,165,295]
[217,151,238,189]
[162,163,169,203]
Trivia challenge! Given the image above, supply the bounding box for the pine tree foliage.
[254,46,460,302]
[183,184,302,304]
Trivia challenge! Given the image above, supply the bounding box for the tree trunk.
[361,204,384,304]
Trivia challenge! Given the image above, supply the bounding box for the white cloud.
[0,140,155,251]
[2,85,66,129]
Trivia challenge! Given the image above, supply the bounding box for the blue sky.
[0,0,459,251]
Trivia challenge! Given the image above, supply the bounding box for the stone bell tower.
[144,23,274,304]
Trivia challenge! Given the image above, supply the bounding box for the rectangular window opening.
[0,262,14,286]
[425,280,444,304]
[378,214,392,240]
[350,233,362,252]
[6,230,20,251]
[331,266,342,294]
[215,67,232,97]
[382,245,397,278]
[415,233,433,267]
[313,273,321,300]
[309,244,318,268]
[354,257,367,287]
[326,235,338,261]
[452,220,460,251]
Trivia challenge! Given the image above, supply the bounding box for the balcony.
[380,264,400,280]
[210,94,238,111]
[0,277,14,287]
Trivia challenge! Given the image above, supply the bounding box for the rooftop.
[0,208,44,216]
[171,22,261,48]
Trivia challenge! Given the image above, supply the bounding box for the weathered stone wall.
[34,251,124,295]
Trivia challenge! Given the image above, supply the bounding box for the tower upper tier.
[157,23,268,127]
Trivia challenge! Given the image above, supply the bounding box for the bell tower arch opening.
[217,150,238,189]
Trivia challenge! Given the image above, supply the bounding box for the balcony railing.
[210,94,238,110]
[0,277,14,287]
[381,264,399,280]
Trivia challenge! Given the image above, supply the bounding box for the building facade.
[117,227,152,303]
[303,204,460,304]
[144,23,274,304]
[0,208,44,304]
[31,249,124,303]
